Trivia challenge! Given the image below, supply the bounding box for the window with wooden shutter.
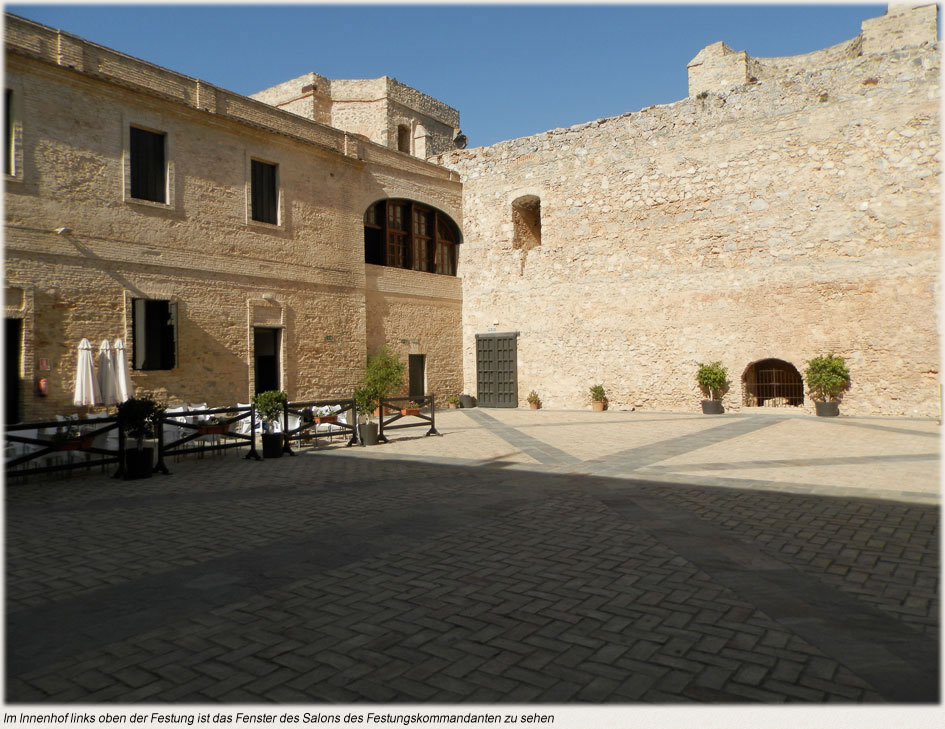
[5,89,13,177]
[251,159,278,224]
[132,298,177,370]
[129,126,166,203]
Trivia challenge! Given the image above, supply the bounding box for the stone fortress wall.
[435,3,940,416]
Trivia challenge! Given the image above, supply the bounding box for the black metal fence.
[4,415,123,479]
[378,395,439,443]
[5,394,437,480]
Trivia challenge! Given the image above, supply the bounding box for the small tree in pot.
[589,384,607,411]
[116,396,164,479]
[804,354,850,417]
[527,390,541,409]
[354,384,381,445]
[365,347,406,414]
[252,390,287,458]
[696,361,728,414]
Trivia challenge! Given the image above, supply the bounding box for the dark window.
[363,199,460,276]
[397,125,410,153]
[132,299,177,370]
[5,89,13,176]
[386,202,407,268]
[251,159,278,224]
[129,126,166,203]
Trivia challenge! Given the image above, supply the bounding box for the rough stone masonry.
[435,3,940,416]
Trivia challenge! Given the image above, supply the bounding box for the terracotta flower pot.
[592,400,607,411]
[401,408,421,417]
[529,402,539,409]
[198,423,229,435]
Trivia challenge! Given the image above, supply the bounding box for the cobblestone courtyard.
[4,409,939,704]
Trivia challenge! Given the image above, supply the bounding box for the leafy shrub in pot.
[805,354,850,416]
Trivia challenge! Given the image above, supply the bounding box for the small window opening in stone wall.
[742,358,804,407]
[512,195,541,251]
[397,125,411,153]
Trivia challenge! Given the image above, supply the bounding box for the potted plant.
[312,406,338,425]
[527,391,541,409]
[589,384,607,411]
[696,361,728,414]
[805,354,850,417]
[197,415,230,435]
[51,426,94,451]
[117,396,163,479]
[401,400,422,416]
[365,347,406,415]
[252,389,287,458]
[446,395,460,410]
[354,385,381,445]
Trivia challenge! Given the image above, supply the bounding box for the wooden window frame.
[251,159,279,225]
[364,199,459,276]
[132,298,177,371]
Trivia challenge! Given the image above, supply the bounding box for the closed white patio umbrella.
[73,338,101,407]
[97,339,118,405]
[113,338,132,403]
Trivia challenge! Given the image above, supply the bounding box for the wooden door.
[475,333,518,408]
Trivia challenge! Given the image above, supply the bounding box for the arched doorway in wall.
[742,359,804,408]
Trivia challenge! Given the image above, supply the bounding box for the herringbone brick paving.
[4,409,939,703]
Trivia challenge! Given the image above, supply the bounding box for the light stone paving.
[368,409,940,503]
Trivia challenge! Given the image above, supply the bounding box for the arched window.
[364,199,461,276]
[742,359,804,407]
[512,195,541,250]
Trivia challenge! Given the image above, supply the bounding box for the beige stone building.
[4,13,463,422]
[436,3,940,416]
[4,4,940,423]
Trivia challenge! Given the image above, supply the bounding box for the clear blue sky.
[7,2,889,148]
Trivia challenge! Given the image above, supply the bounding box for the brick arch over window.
[742,358,804,407]
[364,199,461,276]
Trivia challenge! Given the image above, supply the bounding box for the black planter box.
[261,432,284,458]
[701,399,724,415]
[124,447,154,480]
[815,401,840,417]
[359,422,379,446]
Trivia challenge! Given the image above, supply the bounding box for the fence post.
[427,394,440,436]
[348,398,359,447]
[154,413,170,474]
[112,426,126,479]
[282,399,295,456]
[246,405,261,460]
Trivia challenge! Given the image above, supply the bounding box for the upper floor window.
[132,298,177,370]
[364,199,460,276]
[5,89,14,176]
[251,159,278,224]
[129,126,166,203]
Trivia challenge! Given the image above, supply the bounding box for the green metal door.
[475,332,518,408]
